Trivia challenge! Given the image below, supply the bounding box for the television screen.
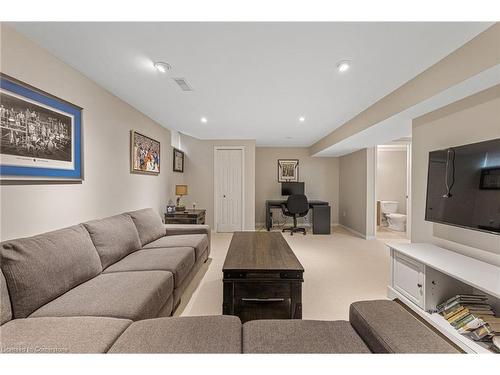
[425,138,500,235]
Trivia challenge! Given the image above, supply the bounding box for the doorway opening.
[375,142,411,240]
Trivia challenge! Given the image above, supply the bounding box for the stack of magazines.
[435,294,498,352]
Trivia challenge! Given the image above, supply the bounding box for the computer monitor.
[281,182,305,196]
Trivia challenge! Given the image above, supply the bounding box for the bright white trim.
[213,146,245,233]
[406,143,412,240]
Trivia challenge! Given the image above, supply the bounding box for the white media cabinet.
[387,242,500,354]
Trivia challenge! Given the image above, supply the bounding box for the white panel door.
[215,148,243,232]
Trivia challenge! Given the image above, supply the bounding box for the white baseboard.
[337,224,371,240]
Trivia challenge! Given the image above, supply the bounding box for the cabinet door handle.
[241,298,285,303]
[417,283,422,288]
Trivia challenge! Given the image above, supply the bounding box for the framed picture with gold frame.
[130,130,160,175]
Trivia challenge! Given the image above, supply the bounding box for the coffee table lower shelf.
[223,272,303,323]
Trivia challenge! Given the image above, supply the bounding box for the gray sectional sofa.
[0,209,459,353]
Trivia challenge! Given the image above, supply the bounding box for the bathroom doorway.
[375,142,411,240]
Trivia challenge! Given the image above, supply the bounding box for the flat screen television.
[425,138,500,235]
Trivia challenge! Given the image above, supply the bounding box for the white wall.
[178,133,256,230]
[377,149,407,214]
[254,147,339,227]
[412,85,500,266]
[0,25,178,240]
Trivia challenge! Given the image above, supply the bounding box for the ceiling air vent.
[173,78,194,92]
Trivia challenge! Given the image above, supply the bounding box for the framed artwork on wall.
[130,130,160,175]
[0,73,83,183]
[173,148,184,172]
[278,159,299,182]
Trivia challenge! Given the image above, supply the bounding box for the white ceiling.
[314,64,500,157]
[10,22,492,146]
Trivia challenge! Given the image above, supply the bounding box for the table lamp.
[175,184,188,211]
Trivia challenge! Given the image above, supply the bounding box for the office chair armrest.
[280,203,288,214]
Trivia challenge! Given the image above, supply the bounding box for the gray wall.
[412,85,500,266]
[255,147,339,227]
[0,25,177,240]
[179,133,256,230]
[377,149,407,214]
[339,149,368,237]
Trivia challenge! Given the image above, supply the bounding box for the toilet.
[379,201,407,232]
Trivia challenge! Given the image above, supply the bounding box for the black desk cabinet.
[265,199,331,234]
[312,205,331,234]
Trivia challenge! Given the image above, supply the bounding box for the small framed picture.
[278,159,299,182]
[130,130,160,175]
[173,148,184,173]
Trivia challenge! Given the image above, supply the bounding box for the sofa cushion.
[103,247,195,288]
[83,214,141,269]
[242,319,370,353]
[108,315,242,353]
[0,317,131,353]
[29,271,173,321]
[165,224,211,254]
[1,224,102,318]
[349,300,459,353]
[1,270,12,324]
[143,234,209,261]
[127,208,165,246]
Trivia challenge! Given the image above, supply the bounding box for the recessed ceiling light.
[154,61,171,73]
[336,60,351,73]
[200,117,208,123]
[299,116,305,122]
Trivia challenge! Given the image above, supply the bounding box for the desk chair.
[281,194,309,235]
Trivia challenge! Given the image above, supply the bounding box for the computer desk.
[265,199,330,234]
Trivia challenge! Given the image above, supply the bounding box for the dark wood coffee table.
[222,232,304,323]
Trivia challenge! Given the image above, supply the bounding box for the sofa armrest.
[349,300,460,353]
[164,224,211,255]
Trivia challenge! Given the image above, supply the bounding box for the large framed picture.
[173,148,184,172]
[130,130,160,175]
[278,159,299,182]
[0,73,83,183]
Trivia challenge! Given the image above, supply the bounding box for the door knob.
[417,283,422,288]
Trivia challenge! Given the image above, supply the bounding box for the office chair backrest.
[286,194,309,215]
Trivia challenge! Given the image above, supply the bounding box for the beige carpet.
[174,226,408,321]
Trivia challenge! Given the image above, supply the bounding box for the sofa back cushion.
[1,224,102,318]
[1,269,12,325]
[83,214,141,269]
[126,208,165,246]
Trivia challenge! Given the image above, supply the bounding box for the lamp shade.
[175,184,188,196]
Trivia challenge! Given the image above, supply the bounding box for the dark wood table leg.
[266,202,271,231]
[222,281,234,315]
[290,281,302,319]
